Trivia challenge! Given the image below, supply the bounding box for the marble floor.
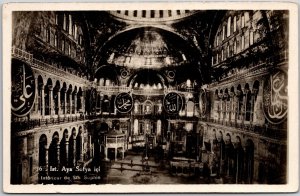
[102,152,213,184]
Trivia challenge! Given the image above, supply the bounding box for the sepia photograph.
[2,2,298,193]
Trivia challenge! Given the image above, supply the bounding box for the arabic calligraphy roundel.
[115,92,133,113]
[199,89,207,117]
[11,59,36,117]
[163,92,183,114]
[263,69,288,124]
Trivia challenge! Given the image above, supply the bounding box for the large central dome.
[103,27,194,69]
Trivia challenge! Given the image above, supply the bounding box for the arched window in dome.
[54,32,58,47]
[227,45,230,58]
[249,30,254,45]
[241,13,245,28]
[227,16,231,37]
[233,16,237,32]
[233,40,237,54]
[222,25,226,40]
[159,10,163,18]
[221,49,224,61]
[241,35,245,50]
[133,10,137,17]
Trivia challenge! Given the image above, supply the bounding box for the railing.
[96,86,196,95]
[164,87,196,94]
[133,89,164,95]
[11,114,86,132]
[11,47,33,62]
[204,117,287,141]
[97,86,131,93]
[210,48,288,85]
[12,47,87,84]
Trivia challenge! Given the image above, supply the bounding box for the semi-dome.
[102,27,195,69]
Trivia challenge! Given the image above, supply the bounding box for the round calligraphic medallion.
[11,59,36,117]
[115,92,133,113]
[199,89,207,117]
[163,92,183,114]
[121,69,129,79]
[263,69,288,124]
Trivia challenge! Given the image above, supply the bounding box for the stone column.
[235,148,240,183]
[228,93,233,122]
[41,86,45,118]
[73,138,76,166]
[65,141,69,165]
[251,89,257,123]
[34,77,39,114]
[226,146,230,177]
[104,147,108,160]
[114,147,117,160]
[236,90,243,122]
[89,135,92,158]
[243,89,248,123]
[74,93,77,114]
[64,91,67,115]
[80,135,84,161]
[49,87,54,116]
[81,93,85,113]
[230,93,236,123]
[45,147,49,175]
[122,147,124,159]
[253,82,264,124]
[219,141,223,175]
[69,93,72,114]
[218,97,222,121]
[57,90,61,116]
[57,143,60,168]
[235,94,239,123]
[157,120,161,136]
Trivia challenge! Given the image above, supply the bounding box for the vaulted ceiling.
[78,11,226,83]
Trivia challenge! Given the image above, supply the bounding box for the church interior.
[10,10,288,184]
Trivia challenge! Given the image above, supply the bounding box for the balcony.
[11,47,87,84]
[97,86,131,93]
[204,118,287,141]
[11,115,86,133]
[96,86,196,95]
[133,89,164,96]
